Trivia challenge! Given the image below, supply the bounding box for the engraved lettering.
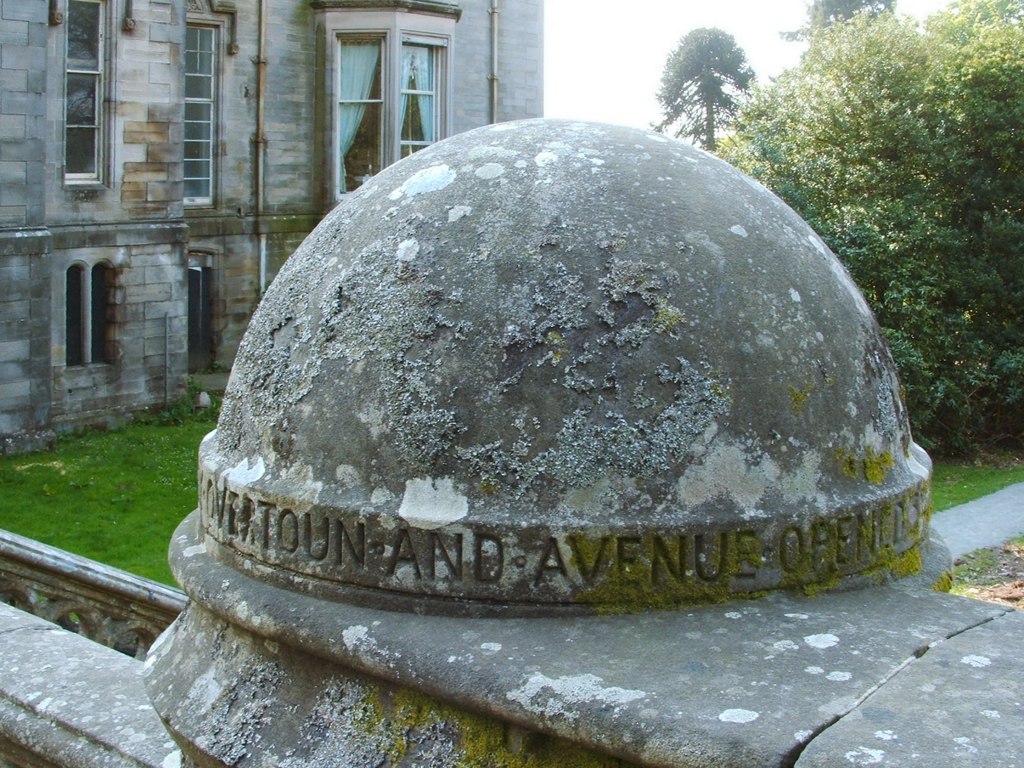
[303,512,330,561]
[856,508,876,562]
[259,500,270,552]
[473,533,504,582]
[615,536,642,576]
[835,515,855,566]
[278,509,299,554]
[734,529,762,579]
[429,531,464,580]
[810,518,834,573]
[568,535,611,583]
[335,519,365,568]
[386,528,421,578]
[534,537,570,585]
[779,525,805,573]
[652,535,686,583]
[695,532,728,582]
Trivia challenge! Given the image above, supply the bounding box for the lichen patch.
[397,478,469,530]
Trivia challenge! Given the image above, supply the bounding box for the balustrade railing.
[0,529,186,658]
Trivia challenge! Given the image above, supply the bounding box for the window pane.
[185,176,210,200]
[339,42,381,101]
[185,74,213,100]
[67,1,100,70]
[184,101,211,122]
[66,73,97,125]
[65,128,97,174]
[341,102,381,192]
[91,264,111,363]
[402,45,433,92]
[400,44,438,157]
[66,266,84,366]
[185,157,210,173]
[402,93,434,143]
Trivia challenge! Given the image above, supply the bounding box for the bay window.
[336,32,448,196]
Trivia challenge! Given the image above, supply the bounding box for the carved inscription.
[200,469,929,601]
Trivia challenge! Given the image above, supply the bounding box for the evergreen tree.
[655,28,754,151]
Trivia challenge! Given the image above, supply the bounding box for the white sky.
[544,0,954,129]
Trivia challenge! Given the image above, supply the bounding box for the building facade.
[0,0,543,452]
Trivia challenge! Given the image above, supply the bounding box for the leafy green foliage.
[0,412,217,585]
[656,28,754,150]
[724,2,1024,454]
[785,0,895,40]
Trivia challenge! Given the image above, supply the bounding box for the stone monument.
[145,120,956,767]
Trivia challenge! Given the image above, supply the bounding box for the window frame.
[63,0,107,184]
[332,23,451,199]
[184,23,219,207]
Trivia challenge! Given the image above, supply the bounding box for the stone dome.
[201,119,931,615]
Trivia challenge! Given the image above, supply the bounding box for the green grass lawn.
[1,417,1021,587]
[0,414,216,585]
[931,459,1024,512]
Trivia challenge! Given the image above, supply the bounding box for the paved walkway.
[931,481,1024,559]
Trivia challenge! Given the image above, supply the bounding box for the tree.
[655,28,754,151]
[723,3,1024,454]
[784,0,895,40]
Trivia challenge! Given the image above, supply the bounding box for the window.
[185,25,218,204]
[400,43,438,158]
[337,34,447,196]
[64,0,104,181]
[338,39,383,194]
[65,263,112,366]
[65,266,85,366]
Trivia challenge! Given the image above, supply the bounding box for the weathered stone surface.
[0,603,181,768]
[205,119,930,614]
[795,608,1024,767]
[148,516,1008,768]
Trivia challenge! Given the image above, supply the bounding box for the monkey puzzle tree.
[655,28,754,151]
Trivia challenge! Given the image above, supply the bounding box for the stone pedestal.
[145,120,976,767]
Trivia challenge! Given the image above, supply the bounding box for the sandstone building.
[0,0,543,451]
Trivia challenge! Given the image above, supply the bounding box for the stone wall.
[0,0,544,449]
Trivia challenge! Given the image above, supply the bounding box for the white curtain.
[338,43,380,183]
[400,45,434,145]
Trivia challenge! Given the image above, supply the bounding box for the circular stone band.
[199,458,932,615]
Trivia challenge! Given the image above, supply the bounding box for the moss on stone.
[788,382,814,415]
[932,569,954,593]
[569,532,763,614]
[370,686,628,767]
[834,448,894,485]
[863,448,895,485]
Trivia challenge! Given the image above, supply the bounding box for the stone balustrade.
[0,529,185,658]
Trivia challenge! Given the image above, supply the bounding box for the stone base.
[144,513,1024,767]
[0,603,180,768]
[0,429,56,457]
[148,603,626,768]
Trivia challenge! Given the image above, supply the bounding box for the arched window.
[65,265,85,366]
[91,263,112,363]
[65,262,113,366]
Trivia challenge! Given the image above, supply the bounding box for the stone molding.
[0,603,181,768]
[0,529,185,658]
